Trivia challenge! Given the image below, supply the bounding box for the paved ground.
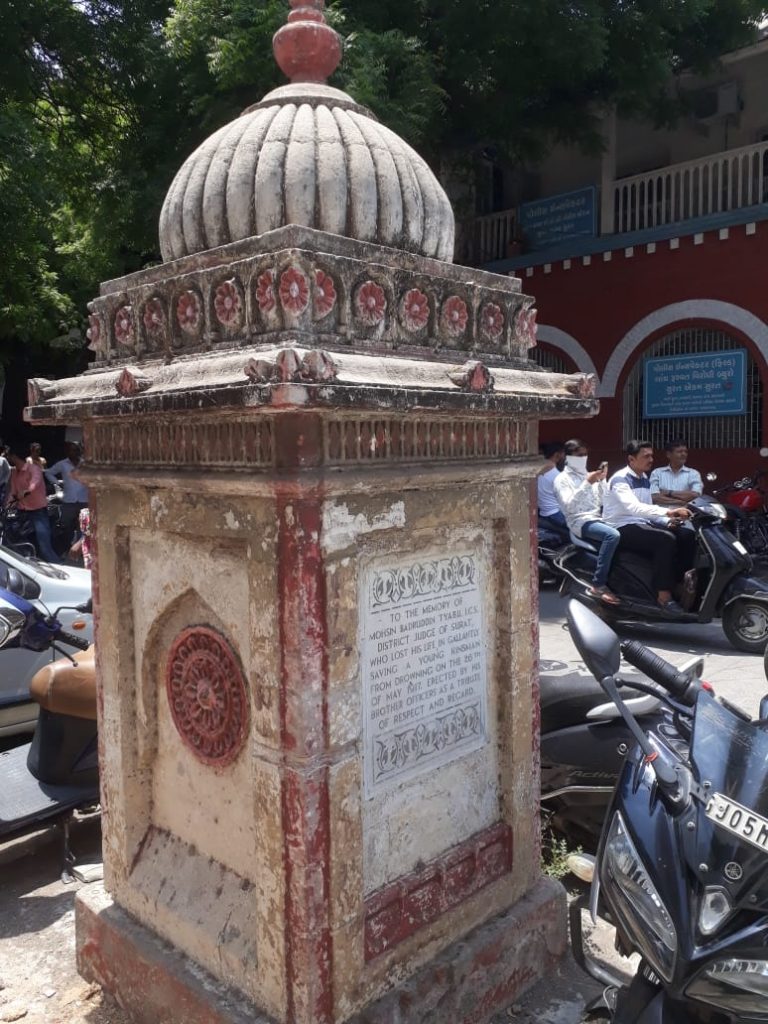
[1,588,765,1024]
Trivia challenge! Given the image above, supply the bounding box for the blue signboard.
[518,186,596,251]
[643,350,747,419]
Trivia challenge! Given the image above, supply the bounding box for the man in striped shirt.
[650,439,703,508]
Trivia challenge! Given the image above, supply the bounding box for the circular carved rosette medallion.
[165,626,249,767]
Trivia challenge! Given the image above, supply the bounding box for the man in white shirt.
[650,438,703,507]
[553,439,620,605]
[44,442,89,551]
[603,439,693,612]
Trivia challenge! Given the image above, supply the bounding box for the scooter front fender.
[616,984,697,1024]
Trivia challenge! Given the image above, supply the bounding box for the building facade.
[475,33,768,482]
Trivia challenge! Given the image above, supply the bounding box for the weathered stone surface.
[76,877,566,1024]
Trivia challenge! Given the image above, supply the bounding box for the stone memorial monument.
[25,3,597,1021]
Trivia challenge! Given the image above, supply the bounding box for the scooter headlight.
[602,812,677,981]
[687,959,768,1018]
[0,608,25,648]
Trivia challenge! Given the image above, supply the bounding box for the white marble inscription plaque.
[361,552,488,798]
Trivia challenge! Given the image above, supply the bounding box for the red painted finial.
[273,0,342,84]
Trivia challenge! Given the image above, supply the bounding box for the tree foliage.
[0,0,766,360]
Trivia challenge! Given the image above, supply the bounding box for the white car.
[0,545,93,736]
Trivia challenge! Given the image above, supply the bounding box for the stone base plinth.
[76,877,566,1024]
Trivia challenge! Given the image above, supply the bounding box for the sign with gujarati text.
[643,350,747,419]
[361,552,488,798]
[518,186,596,251]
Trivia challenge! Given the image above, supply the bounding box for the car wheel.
[722,599,768,653]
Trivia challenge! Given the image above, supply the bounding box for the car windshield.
[0,543,70,580]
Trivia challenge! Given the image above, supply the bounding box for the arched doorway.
[622,326,763,448]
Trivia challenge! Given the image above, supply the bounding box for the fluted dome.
[159,82,455,264]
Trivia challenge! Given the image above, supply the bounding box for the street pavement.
[1,587,765,1024]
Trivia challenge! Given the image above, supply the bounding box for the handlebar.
[56,629,91,652]
[620,639,704,706]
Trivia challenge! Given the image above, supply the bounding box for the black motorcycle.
[567,599,768,1023]
[538,515,569,586]
[0,589,97,878]
[555,495,768,653]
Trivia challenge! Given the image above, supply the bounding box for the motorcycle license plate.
[706,793,768,854]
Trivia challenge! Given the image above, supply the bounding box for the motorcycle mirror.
[0,591,30,649]
[760,448,768,458]
[565,600,621,680]
[706,472,717,482]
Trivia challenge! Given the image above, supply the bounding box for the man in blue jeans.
[553,439,621,605]
[5,450,61,564]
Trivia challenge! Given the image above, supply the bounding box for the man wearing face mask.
[553,439,621,605]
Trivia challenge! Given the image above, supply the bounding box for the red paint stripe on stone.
[364,823,513,961]
[277,492,333,1024]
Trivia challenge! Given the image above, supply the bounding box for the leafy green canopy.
[1,0,766,353]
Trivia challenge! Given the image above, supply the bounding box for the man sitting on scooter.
[603,439,694,614]
[553,439,621,606]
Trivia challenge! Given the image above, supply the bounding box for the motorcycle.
[714,454,768,560]
[0,588,97,878]
[555,494,768,653]
[0,499,37,558]
[566,598,768,1023]
[540,645,705,851]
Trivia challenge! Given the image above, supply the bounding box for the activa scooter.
[0,589,97,877]
[566,599,768,1023]
[540,645,704,851]
[555,495,768,653]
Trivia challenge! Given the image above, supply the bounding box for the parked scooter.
[540,643,704,851]
[0,589,97,877]
[566,598,768,1023]
[555,493,768,653]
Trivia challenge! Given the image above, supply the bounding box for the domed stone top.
[158,1,455,264]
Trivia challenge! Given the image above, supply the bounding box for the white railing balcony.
[462,209,519,264]
[612,139,768,234]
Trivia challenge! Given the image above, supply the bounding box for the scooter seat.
[0,743,98,840]
[540,674,640,733]
[29,645,96,721]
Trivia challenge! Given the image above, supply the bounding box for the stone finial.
[115,366,153,398]
[272,0,342,84]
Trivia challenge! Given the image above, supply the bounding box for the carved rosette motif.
[86,314,102,352]
[213,279,243,327]
[177,290,202,334]
[143,298,166,336]
[441,296,468,337]
[165,626,249,767]
[279,267,309,314]
[313,269,336,319]
[400,288,430,333]
[355,281,387,326]
[256,270,277,314]
[480,302,504,340]
[516,305,537,348]
[114,306,135,347]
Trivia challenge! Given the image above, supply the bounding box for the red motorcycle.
[713,450,768,558]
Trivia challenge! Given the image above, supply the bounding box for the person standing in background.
[5,451,61,563]
[27,442,47,470]
[45,442,89,550]
[650,439,703,507]
[537,441,568,538]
